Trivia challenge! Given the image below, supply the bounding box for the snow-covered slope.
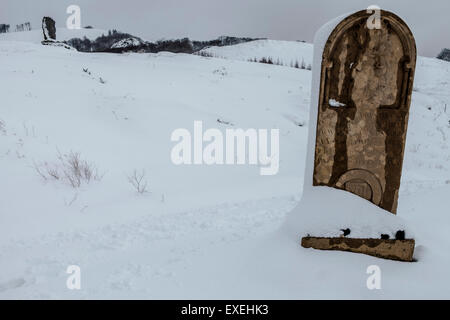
[0,28,107,43]
[199,39,313,68]
[0,37,449,299]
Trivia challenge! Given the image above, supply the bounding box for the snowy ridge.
[199,39,313,67]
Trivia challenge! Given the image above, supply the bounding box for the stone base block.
[301,236,415,262]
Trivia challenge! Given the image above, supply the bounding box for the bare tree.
[127,169,148,194]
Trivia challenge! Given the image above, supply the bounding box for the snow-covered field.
[0,34,449,299]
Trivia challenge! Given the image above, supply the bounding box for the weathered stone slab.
[312,10,417,214]
[42,17,56,41]
[301,236,415,262]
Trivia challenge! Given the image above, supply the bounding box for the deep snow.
[0,32,449,298]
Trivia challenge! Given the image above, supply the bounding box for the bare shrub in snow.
[32,161,49,181]
[127,169,148,194]
[60,151,103,187]
[46,165,60,180]
[246,56,311,70]
[33,151,102,188]
[195,51,214,58]
[212,67,227,76]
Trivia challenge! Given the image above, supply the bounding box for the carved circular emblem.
[335,169,383,205]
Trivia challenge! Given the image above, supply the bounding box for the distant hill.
[65,31,263,54]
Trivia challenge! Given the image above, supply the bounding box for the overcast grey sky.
[1,0,448,57]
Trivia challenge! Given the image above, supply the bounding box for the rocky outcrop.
[111,37,144,49]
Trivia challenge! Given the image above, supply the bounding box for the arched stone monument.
[313,10,416,214]
[299,9,416,262]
